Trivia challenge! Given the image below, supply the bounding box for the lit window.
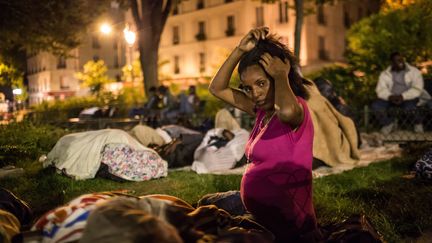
[318,36,328,60]
[317,4,326,25]
[197,0,204,10]
[173,26,180,44]
[57,56,66,69]
[174,56,180,74]
[199,53,205,73]
[195,21,206,41]
[226,16,235,36]
[92,35,101,49]
[256,7,264,27]
[279,1,289,23]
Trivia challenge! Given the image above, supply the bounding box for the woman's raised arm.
[209,27,268,115]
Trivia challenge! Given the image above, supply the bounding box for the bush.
[346,0,432,75]
[0,122,67,166]
[195,83,225,118]
[28,89,148,124]
[306,65,378,111]
[29,96,102,124]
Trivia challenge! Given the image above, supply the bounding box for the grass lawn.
[1,154,432,242]
[1,123,431,242]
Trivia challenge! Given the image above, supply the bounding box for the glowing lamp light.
[123,26,136,46]
[100,23,112,35]
[12,89,22,95]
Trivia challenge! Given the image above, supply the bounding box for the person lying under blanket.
[191,128,249,174]
[130,124,204,168]
[21,191,274,243]
[43,129,167,181]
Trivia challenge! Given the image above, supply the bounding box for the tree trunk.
[129,0,172,96]
[138,28,159,95]
[294,0,304,59]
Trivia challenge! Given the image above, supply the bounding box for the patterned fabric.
[32,192,119,243]
[0,209,20,243]
[80,196,273,243]
[101,143,168,181]
[415,150,432,180]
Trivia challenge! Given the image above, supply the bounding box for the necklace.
[247,111,276,163]
[259,111,276,130]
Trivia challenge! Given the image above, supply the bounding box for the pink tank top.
[241,97,316,241]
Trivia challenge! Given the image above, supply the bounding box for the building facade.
[27,0,379,104]
[27,3,127,105]
[158,0,379,85]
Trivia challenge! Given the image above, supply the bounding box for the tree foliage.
[0,0,109,56]
[0,63,27,101]
[75,60,114,95]
[382,0,416,11]
[346,0,432,74]
[0,0,112,76]
[307,65,377,110]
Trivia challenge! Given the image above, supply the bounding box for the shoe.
[380,122,395,135]
[414,124,424,133]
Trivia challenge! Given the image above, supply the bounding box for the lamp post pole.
[99,22,136,84]
[123,24,136,84]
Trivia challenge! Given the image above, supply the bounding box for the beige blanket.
[306,84,360,167]
[214,108,241,131]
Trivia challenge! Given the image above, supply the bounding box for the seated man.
[372,52,426,134]
[179,85,201,115]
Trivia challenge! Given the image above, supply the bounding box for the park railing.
[18,105,432,143]
[236,105,432,143]
[353,105,432,143]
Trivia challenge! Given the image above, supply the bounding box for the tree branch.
[129,0,142,30]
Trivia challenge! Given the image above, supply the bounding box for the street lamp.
[12,88,22,95]
[99,22,137,83]
[100,23,112,35]
[12,88,22,111]
[123,24,136,83]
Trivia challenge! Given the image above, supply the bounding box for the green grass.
[2,155,432,242]
[1,123,431,242]
[314,156,432,242]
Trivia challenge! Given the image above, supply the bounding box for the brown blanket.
[306,84,360,167]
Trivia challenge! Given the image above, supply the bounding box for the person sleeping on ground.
[313,77,362,148]
[130,124,204,168]
[306,82,360,168]
[191,108,250,174]
[25,191,274,243]
[43,129,167,181]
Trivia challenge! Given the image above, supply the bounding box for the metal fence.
[354,106,432,143]
[237,106,432,143]
[19,105,432,143]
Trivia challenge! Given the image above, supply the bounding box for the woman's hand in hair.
[259,52,291,80]
[237,27,269,53]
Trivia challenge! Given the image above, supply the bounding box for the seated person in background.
[179,85,201,115]
[145,86,160,111]
[158,85,180,124]
[372,52,427,134]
